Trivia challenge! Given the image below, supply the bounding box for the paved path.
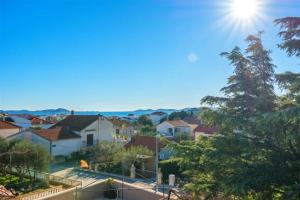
[51,168,108,187]
[51,168,171,194]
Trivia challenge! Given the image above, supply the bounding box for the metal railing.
[6,169,82,200]
[16,186,63,200]
[10,168,82,188]
[48,174,82,187]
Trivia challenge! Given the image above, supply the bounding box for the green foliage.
[92,141,123,171]
[137,115,156,136]
[137,115,153,126]
[274,17,300,57]
[246,32,276,113]
[168,111,189,120]
[159,158,182,183]
[139,125,156,135]
[122,146,154,169]
[172,19,300,199]
[0,139,50,191]
[174,132,189,142]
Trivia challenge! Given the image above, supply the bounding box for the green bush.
[159,158,182,183]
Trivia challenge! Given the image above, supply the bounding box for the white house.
[148,112,168,125]
[156,120,192,138]
[12,128,81,156]
[0,121,22,139]
[12,115,115,156]
[52,115,114,147]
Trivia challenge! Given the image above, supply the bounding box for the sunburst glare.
[215,0,268,39]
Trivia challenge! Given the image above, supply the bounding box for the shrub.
[159,158,182,183]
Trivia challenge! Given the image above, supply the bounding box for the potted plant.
[103,178,118,199]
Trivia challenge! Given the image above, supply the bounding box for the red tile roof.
[124,135,164,152]
[166,120,190,127]
[194,125,218,134]
[183,116,202,125]
[31,117,52,125]
[52,115,100,131]
[33,127,81,141]
[0,121,21,129]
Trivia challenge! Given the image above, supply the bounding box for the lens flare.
[231,0,258,20]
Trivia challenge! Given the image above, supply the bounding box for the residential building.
[156,120,192,138]
[110,117,135,136]
[3,115,31,129]
[124,135,164,153]
[13,127,81,156]
[148,112,168,125]
[182,116,202,138]
[194,125,218,139]
[29,116,54,129]
[0,121,22,139]
[124,135,163,171]
[52,115,114,147]
[13,115,115,156]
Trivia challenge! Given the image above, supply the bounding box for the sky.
[0,0,299,111]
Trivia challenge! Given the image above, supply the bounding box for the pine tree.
[275,17,300,57]
[275,17,300,105]
[245,32,276,112]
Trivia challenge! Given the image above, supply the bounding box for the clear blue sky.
[0,0,299,111]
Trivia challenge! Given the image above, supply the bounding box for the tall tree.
[202,46,256,132]
[275,17,300,106]
[246,32,276,112]
[173,21,300,199]
[274,17,300,57]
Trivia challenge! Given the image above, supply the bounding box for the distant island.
[0,108,199,117]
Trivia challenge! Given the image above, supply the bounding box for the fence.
[6,168,82,200]
[10,168,82,188]
[48,174,82,188]
[16,186,63,200]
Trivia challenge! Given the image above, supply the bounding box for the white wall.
[157,122,192,137]
[0,128,20,138]
[156,122,174,136]
[51,139,81,156]
[80,117,114,146]
[9,130,80,156]
[10,130,51,152]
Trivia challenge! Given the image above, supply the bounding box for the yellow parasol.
[80,160,89,169]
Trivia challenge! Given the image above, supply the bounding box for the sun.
[230,0,259,20]
[214,0,268,37]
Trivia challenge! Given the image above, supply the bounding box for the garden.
[69,141,154,178]
[0,138,50,195]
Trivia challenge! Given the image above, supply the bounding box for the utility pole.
[155,134,159,192]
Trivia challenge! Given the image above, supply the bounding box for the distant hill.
[0,108,180,117]
[0,108,70,116]
[0,107,202,117]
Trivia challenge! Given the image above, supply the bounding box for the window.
[87,134,94,146]
[168,128,173,134]
[175,128,181,133]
